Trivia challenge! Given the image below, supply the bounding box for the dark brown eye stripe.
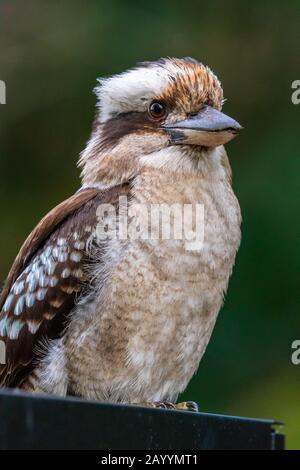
[99,111,161,151]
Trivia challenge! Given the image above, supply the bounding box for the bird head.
[79,57,242,185]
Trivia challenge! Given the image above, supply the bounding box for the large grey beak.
[162,105,242,147]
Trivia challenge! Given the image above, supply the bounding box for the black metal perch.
[0,389,284,450]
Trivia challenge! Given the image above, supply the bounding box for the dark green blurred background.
[0,0,299,448]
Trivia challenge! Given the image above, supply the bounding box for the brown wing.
[0,183,131,387]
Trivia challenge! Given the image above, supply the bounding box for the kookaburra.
[0,58,241,410]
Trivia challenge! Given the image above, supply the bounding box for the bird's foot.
[131,401,175,410]
[174,401,199,412]
[133,400,199,412]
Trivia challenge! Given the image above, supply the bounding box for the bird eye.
[149,101,167,119]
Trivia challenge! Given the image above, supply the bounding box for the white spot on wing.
[60,285,75,294]
[49,298,64,308]
[57,238,67,246]
[13,281,25,295]
[46,259,56,276]
[8,320,24,340]
[3,294,14,313]
[44,246,52,257]
[40,253,56,275]
[52,247,60,258]
[26,293,36,308]
[39,275,50,288]
[49,276,58,287]
[74,241,85,250]
[70,251,82,263]
[44,312,56,320]
[40,253,48,265]
[14,296,25,316]
[27,272,35,285]
[36,288,47,301]
[27,320,42,334]
[58,252,68,263]
[72,269,83,279]
[0,317,8,336]
[61,268,71,279]
[28,277,38,292]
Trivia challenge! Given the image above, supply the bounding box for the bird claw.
[135,400,199,412]
[175,401,199,412]
[147,401,175,410]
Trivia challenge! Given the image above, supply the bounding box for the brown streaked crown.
[144,57,224,114]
